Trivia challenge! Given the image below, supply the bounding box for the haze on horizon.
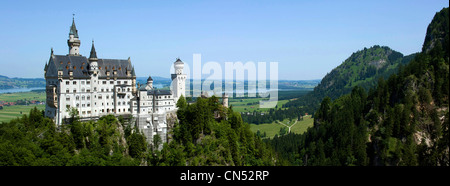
[0,0,448,80]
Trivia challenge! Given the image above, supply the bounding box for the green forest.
[268,7,449,166]
[0,95,279,166]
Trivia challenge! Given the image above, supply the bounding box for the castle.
[44,17,186,144]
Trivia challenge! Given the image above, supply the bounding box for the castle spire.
[89,40,98,60]
[69,14,79,38]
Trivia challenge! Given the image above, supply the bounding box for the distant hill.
[284,45,415,114]
[0,75,45,90]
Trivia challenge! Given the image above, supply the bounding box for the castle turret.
[132,65,137,95]
[145,75,153,90]
[222,93,229,108]
[171,58,186,104]
[68,16,81,56]
[88,40,98,74]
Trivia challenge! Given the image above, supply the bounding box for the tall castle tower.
[67,16,81,56]
[171,58,186,104]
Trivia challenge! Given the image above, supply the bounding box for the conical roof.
[69,17,79,38]
[89,40,98,60]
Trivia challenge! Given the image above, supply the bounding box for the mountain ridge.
[284,45,415,114]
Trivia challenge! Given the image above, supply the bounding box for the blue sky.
[0,0,447,80]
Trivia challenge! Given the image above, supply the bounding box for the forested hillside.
[284,45,415,115]
[0,108,145,165]
[0,96,279,166]
[0,75,45,89]
[155,95,278,165]
[269,7,449,166]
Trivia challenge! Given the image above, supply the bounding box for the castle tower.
[145,75,153,90]
[171,58,186,104]
[88,40,98,75]
[68,16,81,56]
[222,93,229,108]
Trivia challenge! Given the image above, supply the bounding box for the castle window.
[87,96,90,100]
[102,81,106,84]
[73,89,76,93]
[87,81,90,85]
[110,81,114,84]
[76,95,79,100]
[66,81,69,85]
[73,66,76,70]
[66,96,70,101]
[66,89,69,93]
[82,96,85,100]
[73,81,76,85]
[117,81,121,85]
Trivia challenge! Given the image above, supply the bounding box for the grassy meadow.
[0,91,46,123]
[250,115,314,139]
[228,98,289,113]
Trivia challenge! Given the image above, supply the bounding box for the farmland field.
[250,115,313,139]
[229,98,289,113]
[0,104,45,123]
[0,91,46,123]
[0,91,45,102]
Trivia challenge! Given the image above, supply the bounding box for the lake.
[0,87,45,94]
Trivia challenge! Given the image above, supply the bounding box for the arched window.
[76,95,80,100]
